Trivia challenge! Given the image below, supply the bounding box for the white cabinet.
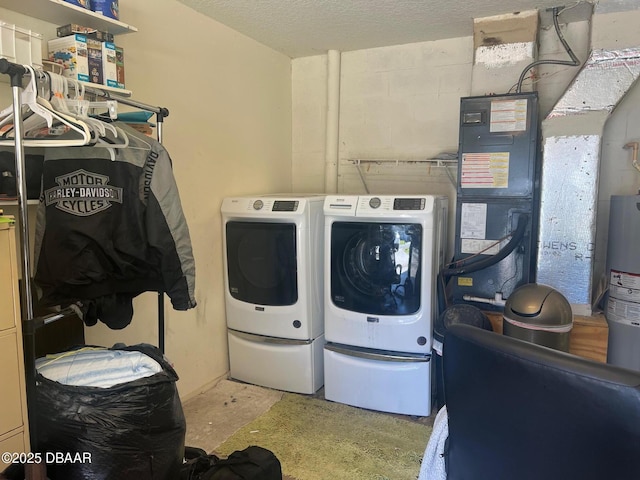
[0,222,30,468]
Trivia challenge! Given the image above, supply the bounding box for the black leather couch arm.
[443,323,640,480]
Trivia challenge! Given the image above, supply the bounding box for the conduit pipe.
[623,141,640,174]
[324,49,341,193]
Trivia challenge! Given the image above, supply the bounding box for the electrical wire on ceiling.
[515,5,581,93]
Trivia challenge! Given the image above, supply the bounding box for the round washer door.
[226,221,298,306]
[330,221,422,315]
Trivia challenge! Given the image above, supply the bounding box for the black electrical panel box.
[449,92,540,310]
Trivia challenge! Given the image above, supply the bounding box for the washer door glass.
[331,222,422,315]
[226,221,298,306]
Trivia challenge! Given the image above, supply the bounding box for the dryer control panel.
[393,198,426,210]
[272,200,299,212]
[324,195,438,217]
[357,196,434,216]
[222,197,312,216]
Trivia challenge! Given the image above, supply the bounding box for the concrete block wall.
[292,55,327,194]
[339,37,472,163]
[292,37,473,199]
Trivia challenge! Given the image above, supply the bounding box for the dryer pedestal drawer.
[228,330,325,395]
[323,344,432,416]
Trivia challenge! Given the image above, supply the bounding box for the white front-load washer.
[323,194,448,415]
[221,195,325,394]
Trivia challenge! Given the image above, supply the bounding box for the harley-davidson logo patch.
[44,169,123,216]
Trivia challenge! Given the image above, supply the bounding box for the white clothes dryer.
[221,195,325,394]
[323,195,448,415]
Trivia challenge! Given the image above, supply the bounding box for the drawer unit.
[0,223,29,454]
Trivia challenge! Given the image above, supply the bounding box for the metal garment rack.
[0,58,170,455]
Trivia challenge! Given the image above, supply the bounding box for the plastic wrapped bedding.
[36,347,163,388]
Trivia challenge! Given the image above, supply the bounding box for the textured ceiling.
[177,0,599,58]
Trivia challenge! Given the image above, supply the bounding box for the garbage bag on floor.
[34,343,186,480]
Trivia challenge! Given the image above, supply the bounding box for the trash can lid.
[434,304,492,342]
[504,283,573,328]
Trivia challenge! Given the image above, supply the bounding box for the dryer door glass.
[226,221,298,306]
[331,222,422,315]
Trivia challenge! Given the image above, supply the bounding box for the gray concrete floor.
[182,378,295,478]
[183,378,284,454]
[182,378,435,480]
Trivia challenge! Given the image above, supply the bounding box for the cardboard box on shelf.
[57,24,114,43]
[115,46,125,89]
[92,0,119,20]
[119,112,155,137]
[47,34,89,82]
[102,42,118,88]
[87,38,103,85]
[63,0,91,9]
[126,123,154,136]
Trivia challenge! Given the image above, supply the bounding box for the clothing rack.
[85,82,170,354]
[0,58,170,458]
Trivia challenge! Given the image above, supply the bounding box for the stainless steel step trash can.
[503,283,573,352]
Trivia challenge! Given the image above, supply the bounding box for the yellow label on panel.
[461,152,510,189]
[457,277,473,286]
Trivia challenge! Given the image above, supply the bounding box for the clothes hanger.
[92,126,130,160]
[0,69,51,132]
[0,102,28,127]
[0,68,42,125]
[19,70,68,134]
[53,76,130,158]
[0,66,92,147]
[51,74,121,141]
[121,125,151,152]
[8,70,121,149]
[61,76,131,157]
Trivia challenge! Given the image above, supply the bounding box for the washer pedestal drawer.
[323,343,432,416]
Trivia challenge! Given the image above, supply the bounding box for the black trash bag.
[180,446,220,480]
[180,446,282,480]
[34,343,186,480]
[201,446,282,480]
